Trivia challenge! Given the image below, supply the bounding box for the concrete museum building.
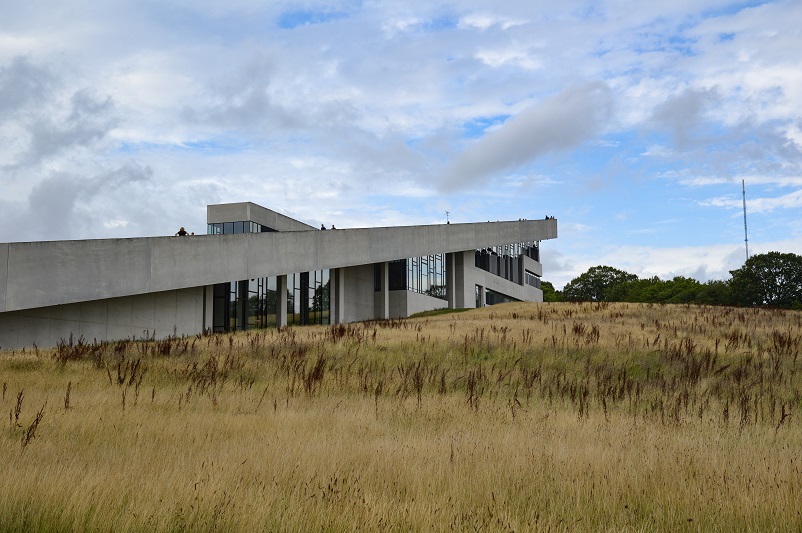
[0,202,558,349]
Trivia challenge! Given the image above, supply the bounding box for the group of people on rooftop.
[320,224,336,230]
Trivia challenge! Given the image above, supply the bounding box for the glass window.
[390,254,447,300]
[389,260,406,290]
[212,276,281,332]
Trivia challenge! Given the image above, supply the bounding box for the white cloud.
[702,188,802,213]
[474,47,542,70]
[441,82,613,190]
[458,13,527,31]
[786,124,802,148]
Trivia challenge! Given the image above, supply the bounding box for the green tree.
[609,276,702,303]
[540,281,561,302]
[729,252,802,308]
[608,276,659,302]
[696,280,734,306]
[562,266,638,302]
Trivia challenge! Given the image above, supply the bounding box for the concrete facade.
[0,287,204,349]
[0,203,557,349]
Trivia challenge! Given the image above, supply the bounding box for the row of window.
[207,221,277,235]
[374,254,448,301]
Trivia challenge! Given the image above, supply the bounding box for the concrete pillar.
[329,269,336,324]
[454,251,468,308]
[277,275,288,327]
[379,262,389,319]
[331,268,346,324]
[446,252,456,309]
[203,285,214,333]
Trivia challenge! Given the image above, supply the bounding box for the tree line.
[541,251,802,309]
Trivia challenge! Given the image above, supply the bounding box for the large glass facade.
[212,270,329,333]
[286,270,330,326]
[248,277,279,329]
[212,277,278,333]
[375,254,447,301]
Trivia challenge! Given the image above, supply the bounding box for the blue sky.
[1,0,800,288]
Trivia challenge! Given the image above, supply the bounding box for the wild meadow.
[2,302,801,531]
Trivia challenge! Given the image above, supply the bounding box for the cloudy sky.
[1,0,801,288]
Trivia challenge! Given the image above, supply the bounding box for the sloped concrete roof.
[0,218,557,313]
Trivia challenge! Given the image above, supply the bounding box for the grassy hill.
[2,302,801,531]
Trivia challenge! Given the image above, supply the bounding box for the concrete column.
[277,275,288,327]
[203,285,214,333]
[446,252,456,309]
[454,251,468,308]
[331,268,345,324]
[379,262,389,319]
[329,269,337,324]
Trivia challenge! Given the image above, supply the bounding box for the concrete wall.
[389,291,447,318]
[522,254,542,277]
[0,218,556,314]
[0,287,205,350]
[341,264,376,323]
[0,249,543,349]
[477,270,541,303]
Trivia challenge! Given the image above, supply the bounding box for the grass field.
[2,302,801,531]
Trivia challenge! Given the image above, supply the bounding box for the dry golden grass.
[1,302,801,531]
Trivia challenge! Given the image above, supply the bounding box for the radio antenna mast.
[742,179,749,261]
